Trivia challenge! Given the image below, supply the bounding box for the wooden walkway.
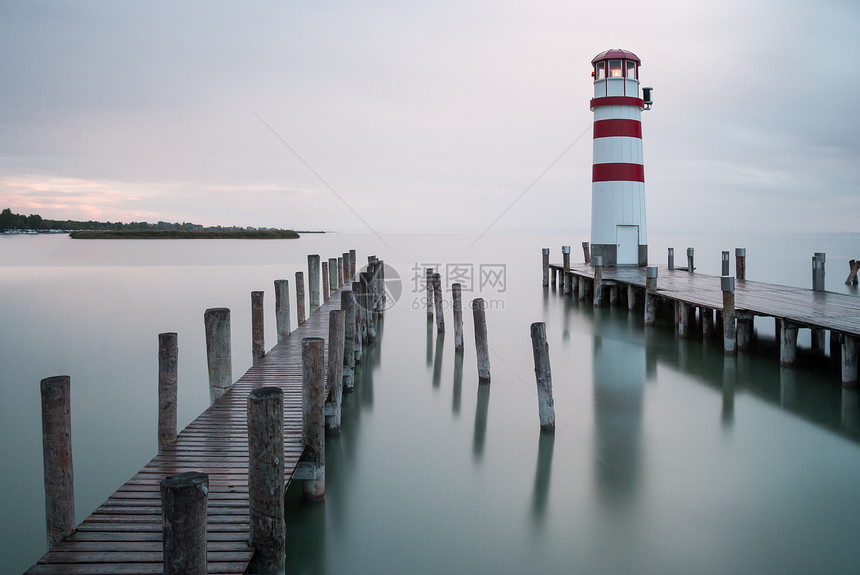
[25,293,346,574]
[552,263,860,338]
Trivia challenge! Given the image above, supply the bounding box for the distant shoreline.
[68,229,303,239]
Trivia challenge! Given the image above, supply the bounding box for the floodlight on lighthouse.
[642,87,653,110]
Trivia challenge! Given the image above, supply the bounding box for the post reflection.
[780,366,797,409]
[284,483,327,575]
[473,383,491,461]
[842,388,859,433]
[433,330,445,389]
[531,431,555,526]
[722,355,736,429]
[426,319,434,367]
[452,351,463,415]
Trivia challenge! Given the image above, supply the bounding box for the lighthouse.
[590,49,652,266]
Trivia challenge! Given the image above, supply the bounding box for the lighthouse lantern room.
[590,49,651,266]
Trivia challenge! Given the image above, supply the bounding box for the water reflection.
[473,383,491,461]
[780,366,798,409]
[722,356,736,429]
[284,480,327,575]
[452,351,463,416]
[433,330,445,389]
[531,432,555,526]
[842,389,859,432]
[426,319,434,367]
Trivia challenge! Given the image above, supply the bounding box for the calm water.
[2,231,859,574]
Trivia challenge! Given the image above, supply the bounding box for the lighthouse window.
[609,60,623,78]
[596,63,606,80]
[626,60,637,79]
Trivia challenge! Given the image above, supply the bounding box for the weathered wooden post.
[452,283,464,352]
[40,375,75,550]
[204,307,232,402]
[351,280,363,361]
[321,261,330,303]
[551,266,558,288]
[530,322,555,433]
[609,285,619,306]
[542,248,550,286]
[700,308,714,338]
[668,247,675,270]
[722,251,730,276]
[378,259,386,310]
[426,268,435,321]
[736,311,753,351]
[578,268,588,301]
[251,291,265,366]
[326,310,345,434]
[842,335,858,387]
[433,272,445,332]
[296,271,306,326]
[343,252,351,283]
[246,387,285,575]
[274,279,291,343]
[329,257,338,296]
[846,260,860,285]
[780,321,799,366]
[813,252,826,292]
[627,284,637,311]
[337,256,344,288]
[592,255,604,307]
[582,241,590,264]
[342,290,356,392]
[302,337,326,501]
[158,333,178,451]
[361,271,376,342]
[722,276,737,354]
[735,248,746,280]
[308,254,321,315]
[472,298,491,382]
[161,472,209,575]
[645,266,658,326]
[562,246,571,294]
[349,249,357,279]
[686,247,695,272]
[678,302,691,338]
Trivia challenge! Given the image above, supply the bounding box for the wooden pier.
[26,292,348,574]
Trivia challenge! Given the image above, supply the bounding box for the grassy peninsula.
[70,229,300,239]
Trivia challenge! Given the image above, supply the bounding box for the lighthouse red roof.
[592,49,641,64]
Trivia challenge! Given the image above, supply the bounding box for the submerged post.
[678,302,691,338]
[247,387,285,575]
[722,276,737,354]
[296,271,306,326]
[352,280,363,362]
[426,268,435,321]
[274,279,291,343]
[813,252,826,292]
[251,291,265,366]
[472,298,491,382]
[645,266,658,326]
[842,335,858,387]
[433,272,445,332]
[780,321,799,366]
[452,283,464,352]
[592,255,604,307]
[542,248,550,286]
[302,337,326,501]
[530,322,556,433]
[582,241,591,264]
[736,248,746,280]
[40,375,75,550]
[361,271,376,342]
[308,254,321,315]
[342,290,356,392]
[722,251,730,276]
[161,472,208,575]
[158,333,178,451]
[321,261,330,303]
[627,284,637,311]
[204,307,232,403]
[326,310,345,434]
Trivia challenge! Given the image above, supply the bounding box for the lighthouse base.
[592,243,648,267]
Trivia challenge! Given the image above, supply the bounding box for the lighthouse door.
[616,225,639,265]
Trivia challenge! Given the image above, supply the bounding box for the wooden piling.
[609,284,619,306]
[592,256,604,307]
[302,337,326,501]
[842,335,858,387]
[736,248,746,280]
[337,256,344,288]
[343,252,351,283]
[722,251,730,276]
[351,280,363,362]
[433,272,445,332]
[668,247,675,270]
[296,271,306,326]
[246,387,285,575]
[627,284,637,311]
[40,375,75,550]
[426,268,435,321]
[846,259,859,285]
[578,270,588,301]
[251,291,265,366]
[582,241,590,264]
[472,298,490,382]
[204,307,232,403]
[530,322,555,433]
[542,248,550,286]
[813,252,826,292]
[329,257,338,296]
[687,248,695,272]
[321,261,330,303]
[160,472,208,575]
[308,254,321,315]
[274,279,291,343]
[780,321,799,366]
[562,246,571,294]
[349,249,357,279]
[678,302,691,338]
[722,276,737,354]
[342,290,356,392]
[736,312,753,351]
[361,271,376,342]
[158,333,178,451]
[645,267,658,326]
[326,310,345,434]
[452,283,464,352]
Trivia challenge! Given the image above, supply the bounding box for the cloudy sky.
[1,0,858,234]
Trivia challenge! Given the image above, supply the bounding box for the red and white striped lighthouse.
[590,49,652,266]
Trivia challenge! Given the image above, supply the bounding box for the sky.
[1,0,858,234]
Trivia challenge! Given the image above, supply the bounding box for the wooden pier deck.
[25,292,345,575]
[552,263,860,338]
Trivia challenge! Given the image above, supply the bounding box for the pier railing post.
[296,271,306,326]
[645,267,658,326]
[668,247,674,270]
[274,279,291,343]
[349,249,357,279]
[342,252,351,283]
[592,256,604,307]
[308,254,321,315]
[326,310,345,434]
[452,283,464,352]
[813,252,826,292]
[687,248,695,272]
[472,298,491,382]
[204,307,232,403]
[530,322,556,433]
[433,272,445,332]
[161,472,208,575]
[158,333,178,451]
[721,276,737,354]
[542,249,550,286]
[251,291,265,366]
[329,257,339,296]
[842,335,858,388]
[337,256,344,288]
[302,337,326,501]
[341,291,356,391]
[722,251,730,276]
[322,261,330,303]
[582,241,590,264]
[40,375,75,550]
[246,387,285,575]
[562,246,571,294]
[736,248,746,280]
